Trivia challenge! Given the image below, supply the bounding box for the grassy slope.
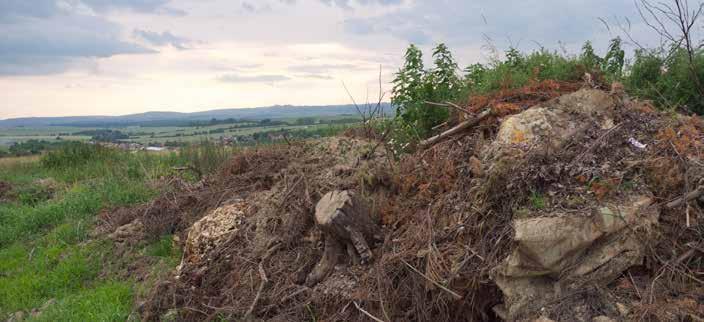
[0,147,186,321]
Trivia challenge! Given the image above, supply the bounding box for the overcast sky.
[0,0,658,119]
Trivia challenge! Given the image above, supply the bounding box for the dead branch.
[401,259,463,300]
[665,184,704,209]
[243,242,281,320]
[353,301,387,322]
[431,121,448,131]
[420,109,493,148]
[570,123,625,166]
[244,262,269,320]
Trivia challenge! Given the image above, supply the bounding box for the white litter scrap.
[628,137,647,149]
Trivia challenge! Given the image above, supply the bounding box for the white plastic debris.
[628,138,647,149]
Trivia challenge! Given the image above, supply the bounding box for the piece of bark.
[305,190,380,286]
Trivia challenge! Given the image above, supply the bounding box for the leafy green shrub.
[625,47,704,114]
[392,43,461,137]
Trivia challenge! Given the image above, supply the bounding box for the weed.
[15,184,53,206]
[178,140,233,177]
[41,142,114,170]
[529,192,546,209]
[145,234,181,263]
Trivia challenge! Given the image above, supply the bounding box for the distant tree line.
[74,129,130,142]
[0,139,68,157]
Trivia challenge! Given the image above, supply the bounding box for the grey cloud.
[343,0,639,50]
[217,74,291,83]
[242,2,256,12]
[0,0,183,23]
[0,0,59,22]
[0,1,157,76]
[134,29,192,49]
[241,2,273,13]
[0,55,75,76]
[78,0,185,15]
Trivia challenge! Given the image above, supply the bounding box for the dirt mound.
[103,87,703,321]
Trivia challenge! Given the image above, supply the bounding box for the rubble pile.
[104,86,703,321]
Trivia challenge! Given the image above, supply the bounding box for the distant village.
[95,131,306,152]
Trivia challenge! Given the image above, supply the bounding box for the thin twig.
[570,123,625,166]
[400,259,463,300]
[243,243,280,320]
[244,262,269,319]
[353,301,387,322]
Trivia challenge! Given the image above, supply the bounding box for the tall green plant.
[429,43,462,101]
[580,41,603,71]
[392,44,426,119]
[602,37,625,79]
[391,43,461,137]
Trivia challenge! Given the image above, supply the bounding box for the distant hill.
[0,104,392,128]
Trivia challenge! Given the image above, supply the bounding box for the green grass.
[145,234,182,266]
[35,281,134,322]
[0,142,223,320]
[529,192,546,210]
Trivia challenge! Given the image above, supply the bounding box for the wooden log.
[665,185,704,209]
[305,190,380,286]
[420,109,493,148]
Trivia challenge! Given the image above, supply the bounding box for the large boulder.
[494,89,617,149]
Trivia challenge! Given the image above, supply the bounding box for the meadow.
[0,143,215,320]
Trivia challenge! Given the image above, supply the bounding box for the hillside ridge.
[0,103,392,127]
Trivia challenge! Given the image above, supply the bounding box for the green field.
[0,115,361,148]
